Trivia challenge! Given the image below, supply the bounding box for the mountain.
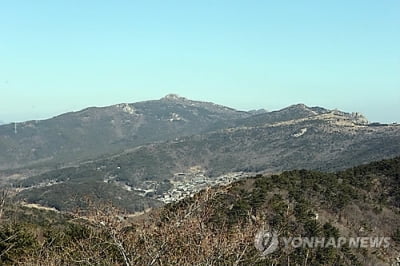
[207,103,368,131]
[13,105,400,212]
[0,96,372,172]
[2,157,400,264]
[0,94,249,170]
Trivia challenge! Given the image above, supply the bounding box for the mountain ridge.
[2,95,399,213]
[0,95,371,171]
[12,111,400,212]
[0,95,250,170]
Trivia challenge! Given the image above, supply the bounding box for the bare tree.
[0,189,9,220]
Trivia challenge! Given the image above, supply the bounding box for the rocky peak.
[327,110,369,125]
[350,112,369,125]
[282,104,318,116]
[161,94,188,102]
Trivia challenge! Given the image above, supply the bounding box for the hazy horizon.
[1,1,399,123]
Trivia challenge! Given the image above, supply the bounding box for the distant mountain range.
[0,94,249,170]
[0,95,374,171]
[1,95,399,212]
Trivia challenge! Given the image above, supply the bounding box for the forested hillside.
[1,157,399,265]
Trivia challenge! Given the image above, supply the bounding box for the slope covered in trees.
[1,157,399,264]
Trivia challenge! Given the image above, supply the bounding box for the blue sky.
[0,1,399,123]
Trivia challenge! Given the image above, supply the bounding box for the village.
[156,171,251,203]
[130,167,252,204]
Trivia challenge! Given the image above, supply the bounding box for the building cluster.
[154,171,250,204]
[101,164,254,204]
